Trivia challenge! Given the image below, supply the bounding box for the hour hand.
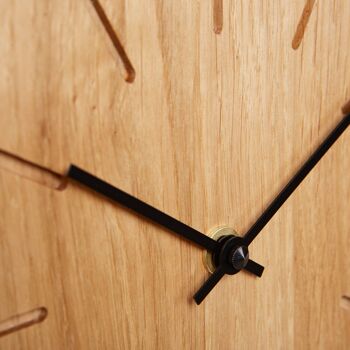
[67,165,219,251]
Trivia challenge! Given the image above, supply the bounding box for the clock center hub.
[229,245,249,270]
[204,226,250,274]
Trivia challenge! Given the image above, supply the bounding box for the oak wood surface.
[0,1,349,349]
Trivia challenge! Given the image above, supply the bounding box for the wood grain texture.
[0,0,349,349]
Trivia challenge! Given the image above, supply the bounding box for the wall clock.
[0,1,349,349]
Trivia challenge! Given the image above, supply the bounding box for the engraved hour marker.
[342,99,350,115]
[292,0,316,50]
[213,0,223,34]
[88,0,135,82]
[0,149,65,190]
[0,307,47,337]
[340,296,350,311]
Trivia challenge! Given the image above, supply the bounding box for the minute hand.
[243,113,350,246]
[67,165,219,251]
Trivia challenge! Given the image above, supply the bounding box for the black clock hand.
[194,259,264,305]
[68,165,264,294]
[68,165,219,251]
[194,112,350,304]
[242,112,350,246]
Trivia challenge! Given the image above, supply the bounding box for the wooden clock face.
[0,1,349,348]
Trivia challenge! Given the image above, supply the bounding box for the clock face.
[0,0,349,349]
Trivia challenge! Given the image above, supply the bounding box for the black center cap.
[229,245,249,270]
[214,235,250,275]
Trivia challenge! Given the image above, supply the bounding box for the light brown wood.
[0,1,350,349]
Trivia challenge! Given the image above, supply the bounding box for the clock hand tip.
[193,295,202,305]
[344,113,350,124]
[244,259,264,277]
[66,164,88,181]
[65,164,74,177]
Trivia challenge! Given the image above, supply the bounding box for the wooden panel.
[0,0,349,349]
